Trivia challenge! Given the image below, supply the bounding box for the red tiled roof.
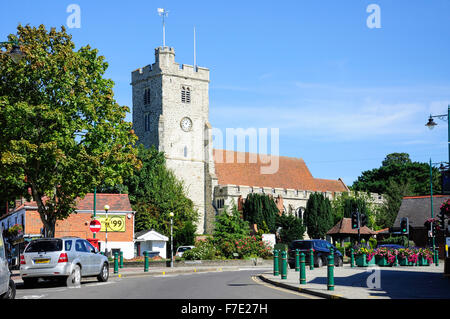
[75,193,133,212]
[327,218,377,235]
[213,149,348,193]
[13,193,132,213]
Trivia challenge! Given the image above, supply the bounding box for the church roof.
[212,149,348,193]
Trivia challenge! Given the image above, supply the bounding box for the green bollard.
[299,252,306,284]
[295,249,300,272]
[114,252,119,274]
[273,250,279,276]
[350,248,355,268]
[309,248,314,270]
[119,251,123,269]
[144,251,149,272]
[327,254,334,291]
[435,249,439,266]
[281,251,287,280]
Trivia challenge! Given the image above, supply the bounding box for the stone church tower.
[131,46,217,234]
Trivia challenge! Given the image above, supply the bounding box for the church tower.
[131,47,217,234]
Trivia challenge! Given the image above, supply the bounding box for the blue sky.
[2,1,450,186]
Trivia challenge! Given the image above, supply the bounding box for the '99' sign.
[98,215,126,232]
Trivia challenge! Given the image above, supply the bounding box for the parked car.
[176,246,195,257]
[288,239,343,269]
[20,237,109,287]
[0,232,16,299]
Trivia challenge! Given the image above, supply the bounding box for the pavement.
[10,262,450,299]
[259,262,450,299]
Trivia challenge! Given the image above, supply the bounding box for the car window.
[75,240,88,252]
[84,240,95,253]
[65,240,73,251]
[25,239,63,253]
[178,247,192,253]
[290,241,312,250]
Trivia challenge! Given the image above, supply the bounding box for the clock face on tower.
[180,117,193,132]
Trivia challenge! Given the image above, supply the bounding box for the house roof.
[135,229,168,242]
[326,218,377,236]
[75,193,133,212]
[213,149,349,193]
[394,195,450,228]
[8,193,132,215]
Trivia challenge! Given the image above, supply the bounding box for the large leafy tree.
[303,192,334,239]
[352,152,440,195]
[352,153,441,229]
[0,25,140,236]
[242,193,279,233]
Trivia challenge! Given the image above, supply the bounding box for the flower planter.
[355,254,376,267]
[375,256,391,267]
[418,257,429,266]
[398,257,409,266]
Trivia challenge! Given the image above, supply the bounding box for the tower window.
[144,113,150,132]
[144,88,151,105]
[181,86,191,103]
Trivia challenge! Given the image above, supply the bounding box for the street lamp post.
[104,204,110,257]
[425,105,450,265]
[169,212,174,268]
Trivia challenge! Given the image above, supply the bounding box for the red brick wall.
[25,210,134,242]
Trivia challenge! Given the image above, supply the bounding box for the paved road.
[14,268,316,300]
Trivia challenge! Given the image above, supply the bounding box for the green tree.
[213,204,250,242]
[331,191,375,227]
[352,153,440,195]
[303,192,333,239]
[0,25,139,237]
[275,212,305,244]
[242,193,278,233]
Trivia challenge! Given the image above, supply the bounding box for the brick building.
[0,193,136,259]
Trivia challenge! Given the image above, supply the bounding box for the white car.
[176,245,195,257]
[20,237,109,287]
[0,232,15,299]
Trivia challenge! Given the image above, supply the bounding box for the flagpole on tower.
[193,26,196,70]
[157,8,169,48]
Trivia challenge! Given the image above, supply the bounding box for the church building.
[131,47,382,235]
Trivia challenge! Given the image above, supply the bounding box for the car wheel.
[97,263,109,282]
[66,264,81,287]
[1,279,16,299]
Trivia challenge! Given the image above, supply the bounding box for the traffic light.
[400,217,409,235]
[351,211,359,229]
[432,222,438,237]
[360,213,368,227]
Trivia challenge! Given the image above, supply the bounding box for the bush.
[182,240,219,260]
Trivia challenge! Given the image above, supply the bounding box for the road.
[14,268,317,300]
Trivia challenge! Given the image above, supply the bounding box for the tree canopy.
[303,192,333,239]
[352,152,440,195]
[0,25,140,237]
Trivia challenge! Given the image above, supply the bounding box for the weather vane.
[157,8,169,48]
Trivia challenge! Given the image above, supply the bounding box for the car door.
[83,240,102,275]
[0,234,8,295]
[75,239,91,276]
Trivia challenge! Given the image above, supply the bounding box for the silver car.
[0,232,15,299]
[20,237,109,287]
